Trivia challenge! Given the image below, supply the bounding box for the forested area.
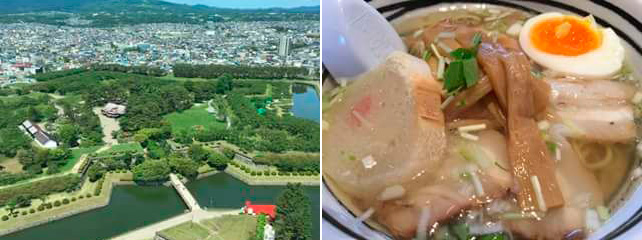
[0,174,81,206]
[32,64,165,82]
[130,146,231,182]
[15,148,72,176]
[173,64,308,79]
[89,64,166,77]
[29,71,194,132]
[275,183,312,240]
[254,153,319,172]
[0,89,104,186]
[0,94,58,157]
[0,172,34,187]
[226,92,319,152]
[33,68,86,82]
[192,92,319,153]
[2,69,318,187]
[105,127,231,182]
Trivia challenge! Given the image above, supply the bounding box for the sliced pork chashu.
[323,51,446,201]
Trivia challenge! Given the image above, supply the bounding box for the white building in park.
[263,223,275,240]
[101,102,127,118]
[19,120,58,149]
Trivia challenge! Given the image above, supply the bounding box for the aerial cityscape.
[0,1,320,240]
[0,21,320,86]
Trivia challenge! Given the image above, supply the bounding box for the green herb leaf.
[462,57,479,87]
[450,48,474,60]
[478,233,507,240]
[434,226,456,240]
[449,223,469,240]
[546,141,557,154]
[422,50,432,61]
[442,33,483,94]
[443,61,464,92]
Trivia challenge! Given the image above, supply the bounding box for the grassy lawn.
[159,221,214,240]
[164,104,226,134]
[60,146,102,172]
[201,215,257,240]
[0,156,23,173]
[197,164,217,174]
[54,94,84,105]
[97,142,143,157]
[157,73,212,82]
[265,84,273,97]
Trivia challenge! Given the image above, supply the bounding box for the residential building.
[278,35,290,56]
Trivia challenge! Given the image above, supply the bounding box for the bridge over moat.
[110,174,238,240]
[169,173,202,212]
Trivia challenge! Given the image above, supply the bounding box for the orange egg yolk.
[530,16,602,56]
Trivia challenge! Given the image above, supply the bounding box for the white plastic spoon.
[322,0,406,79]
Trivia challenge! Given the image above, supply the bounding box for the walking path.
[109,208,238,240]
[92,107,120,145]
[70,154,88,173]
[109,213,192,240]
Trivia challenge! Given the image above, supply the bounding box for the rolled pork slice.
[323,51,447,201]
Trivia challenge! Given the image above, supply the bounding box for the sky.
[164,0,320,9]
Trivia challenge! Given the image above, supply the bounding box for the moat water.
[3,173,320,240]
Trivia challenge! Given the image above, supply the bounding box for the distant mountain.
[0,0,320,14]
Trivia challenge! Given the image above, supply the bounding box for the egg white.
[519,12,624,79]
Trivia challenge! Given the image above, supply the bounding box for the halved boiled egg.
[519,12,624,79]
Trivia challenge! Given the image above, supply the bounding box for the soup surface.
[323,6,640,240]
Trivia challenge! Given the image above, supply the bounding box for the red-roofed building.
[13,63,32,69]
[243,200,276,221]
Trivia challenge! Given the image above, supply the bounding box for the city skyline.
[165,0,319,9]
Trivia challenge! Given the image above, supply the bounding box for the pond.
[3,173,320,240]
[291,84,320,122]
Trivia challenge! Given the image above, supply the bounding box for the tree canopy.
[173,64,309,79]
[132,160,171,182]
[275,183,312,240]
[207,151,230,170]
[168,156,200,179]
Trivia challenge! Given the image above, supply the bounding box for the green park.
[0,65,320,240]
